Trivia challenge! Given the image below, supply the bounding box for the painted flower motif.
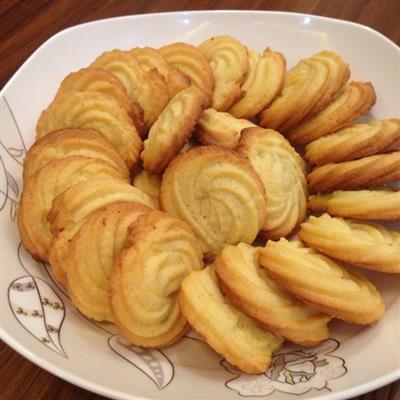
[223,339,347,396]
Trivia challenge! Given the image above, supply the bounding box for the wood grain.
[1,0,399,399]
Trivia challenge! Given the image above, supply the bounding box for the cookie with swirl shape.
[229,48,286,119]
[237,127,307,239]
[259,51,349,132]
[55,67,145,135]
[159,42,214,105]
[259,238,385,324]
[178,266,283,374]
[91,49,169,132]
[307,151,400,192]
[287,81,376,144]
[110,210,204,347]
[18,157,127,262]
[130,47,190,98]
[214,243,331,346]
[23,129,129,183]
[36,90,142,170]
[160,145,267,257]
[67,201,152,322]
[308,190,400,221]
[141,86,207,174]
[299,214,400,273]
[305,119,400,166]
[47,177,155,284]
[199,35,249,111]
[195,108,256,149]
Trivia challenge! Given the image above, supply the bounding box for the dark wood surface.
[1,1,399,399]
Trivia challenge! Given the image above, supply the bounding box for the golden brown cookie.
[178,266,283,374]
[259,238,385,323]
[47,177,155,284]
[36,90,142,170]
[307,152,400,192]
[130,47,190,98]
[110,210,204,347]
[237,127,307,239]
[198,35,249,111]
[229,48,286,119]
[23,129,129,183]
[67,201,152,322]
[287,81,377,144]
[305,119,400,166]
[259,51,349,132]
[55,67,145,135]
[160,145,266,256]
[308,190,400,220]
[141,86,207,173]
[17,157,127,262]
[132,169,161,209]
[299,214,400,273]
[214,243,331,346]
[195,108,256,149]
[91,49,169,131]
[159,42,214,105]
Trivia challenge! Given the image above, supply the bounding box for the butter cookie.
[305,119,400,166]
[308,190,400,220]
[299,214,400,273]
[259,238,385,323]
[23,129,129,182]
[215,243,331,346]
[18,157,126,262]
[199,35,249,111]
[159,42,214,104]
[110,210,203,347]
[178,266,283,374]
[91,49,169,131]
[229,48,286,118]
[36,90,142,169]
[237,127,307,239]
[259,51,349,132]
[307,152,400,192]
[195,108,256,149]
[67,202,152,322]
[141,86,207,173]
[287,81,376,144]
[130,47,190,98]
[160,146,266,256]
[55,67,145,135]
[47,177,155,284]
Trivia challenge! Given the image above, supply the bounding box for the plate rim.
[1,9,399,400]
[1,9,399,95]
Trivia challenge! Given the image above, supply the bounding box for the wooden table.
[1,1,399,399]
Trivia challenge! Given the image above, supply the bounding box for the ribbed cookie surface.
[259,239,385,323]
[47,177,155,284]
[18,157,126,262]
[67,201,152,322]
[259,51,349,132]
[160,145,266,256]
[237,127,307,239]
[215,243,331,345]
[178,266,283,374]
[36,90,142,169]
[110,210,203,347]
[299,214,400,273]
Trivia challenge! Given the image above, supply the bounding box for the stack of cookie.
[17,35,399,375]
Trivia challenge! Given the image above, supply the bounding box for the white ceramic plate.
[1,10,399,400]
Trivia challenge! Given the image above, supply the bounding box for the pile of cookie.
[17,35,400,374]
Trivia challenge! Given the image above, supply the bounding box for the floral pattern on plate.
[223,338,347,396]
